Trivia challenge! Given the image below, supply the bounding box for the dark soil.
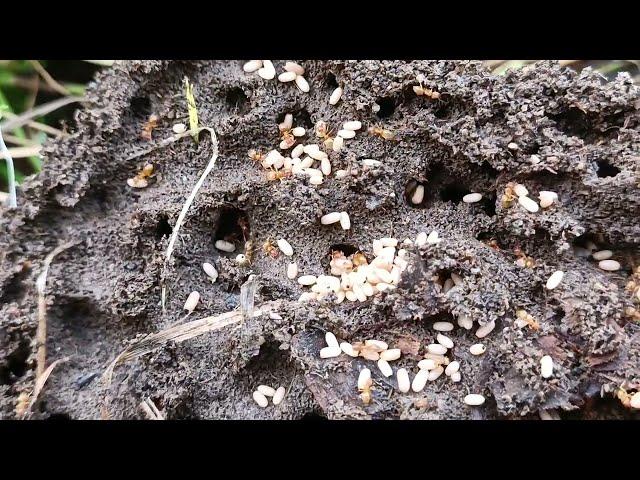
[1,60,639,419]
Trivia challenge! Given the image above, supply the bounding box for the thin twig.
[36,242,77,379]
[29,60,71,96]
[0,96,85,132]
[0,127,17,208]
[162,126,218,311]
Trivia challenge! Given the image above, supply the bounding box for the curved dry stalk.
[24,356,71,417]
[162,126,218,310]
[36,241,77,378]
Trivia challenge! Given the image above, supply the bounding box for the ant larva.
[141,114,159,141]
[368,125,396,141]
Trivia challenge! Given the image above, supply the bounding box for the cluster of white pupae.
[254,115,366,187]
[319,323,490,407]
[292,237,408,304]
[243,60,310,93]
[512,182,558,213]
[252,384,286,408]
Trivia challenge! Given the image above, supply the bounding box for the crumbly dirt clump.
[1,60,639,419]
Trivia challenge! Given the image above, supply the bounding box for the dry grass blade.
[36,241,77,378]
[0,96,85,132]
[140,398,165,420]
[162,126,219,310]
[24,356,71,417]
[0,145,42,160]
[103,300,282,385]
[29,60,71,96]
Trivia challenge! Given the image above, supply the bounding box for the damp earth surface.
[1,60,639,419]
